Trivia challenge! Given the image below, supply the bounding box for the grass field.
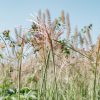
[0,10,100,100]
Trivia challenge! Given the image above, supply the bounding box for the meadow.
[0,10,100,100]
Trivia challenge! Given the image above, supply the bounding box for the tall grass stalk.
[49,37,58,100]
[40,50,50,99]
[93,38,100,100]
[18,34,25,100]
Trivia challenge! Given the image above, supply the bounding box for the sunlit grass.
[0,10,100,100]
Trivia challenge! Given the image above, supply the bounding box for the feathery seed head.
[61,10,65,24]
[66,13,71,40]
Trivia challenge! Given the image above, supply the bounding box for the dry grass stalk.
[46,9,51,28]
[38,10,42,22]
[66,13,71,40]
[15,27,22,46]
[53,18,58,31]
[86,27,92,46]
[96,35,100,53]
[79,33,84,48]
[42,13,46,24]
[83,34,89,50]
[73,26,78,48]
[61,10,65,24]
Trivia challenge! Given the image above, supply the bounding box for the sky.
[0,0,100,43]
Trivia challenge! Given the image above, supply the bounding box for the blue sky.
[0,0,100,42]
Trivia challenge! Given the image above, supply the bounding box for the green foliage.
[58,40,70,56]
